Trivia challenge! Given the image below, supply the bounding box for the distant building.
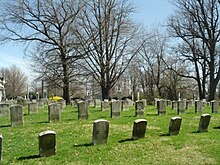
[0,77,5,101]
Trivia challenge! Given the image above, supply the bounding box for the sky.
[0,0,174,77]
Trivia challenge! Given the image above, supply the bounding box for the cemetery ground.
[0,103,220,164]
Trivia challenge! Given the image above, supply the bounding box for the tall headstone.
[195,100,202,113]
[132,119,147,140]
[177,101,185,114]
[168,117,182,135]
[77,101,89,119]
[95,99,101,108]
[39,130,56,157]
[101,101,109,111]
[0,103,10,117]
[197,114,211,132]
[0,134,2,161]
[211,100,218,113]
[135,100,144,116]
[92,119,109,145]
[172,101,177,110]
[110,100,120,118]
[28,102,38,114]
[10,105,23,126]
[157,99,166,115]
[48,103,61,122]
[121,100,129,111]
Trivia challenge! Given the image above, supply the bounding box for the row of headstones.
[0,103,64,126]
[0,113,212,160]
[156,99,219,115]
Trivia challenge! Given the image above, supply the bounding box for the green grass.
[0,104,220,165]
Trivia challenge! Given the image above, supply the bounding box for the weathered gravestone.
[28,102,38,114]
[101,101,109,111]
[10,105,23,126]
[177,101,185,114]
[195,100,202,113]
[0,134,2,161]
[92,119,109,145]
[95,99,101,108]
[211,100,218,113]
[0,103,10,117]
[77,101,89,119]
[110,100,120,118]
[121,100,129,111]
[57,99,66,109]
[48,103,61,122]
[197,114,211,132]
[135,100,145,116]
[39,130,56,157]
[132,119,147,140]
[168,117,182,135]
[172,101,177,110]
[186,100,193,109]
[157,99,166,115]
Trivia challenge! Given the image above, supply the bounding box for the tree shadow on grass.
[159,133,170,136]
[18,154,40,160]
[0,124,11,128]
[118,138,135,143]
[146,114,158,116]
[213,126,220,129]
[73,143,93,147]
[36,121,49,124]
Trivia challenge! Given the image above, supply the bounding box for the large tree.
[75,0,142,100]
[0,0,84,104]
[167,0,220,101]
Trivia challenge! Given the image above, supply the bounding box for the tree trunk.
[62,57,70,105]
[101,86,110,101]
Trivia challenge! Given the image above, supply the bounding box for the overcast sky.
[0,0,174,76]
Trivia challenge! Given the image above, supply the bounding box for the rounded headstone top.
[201,114,211,117]
[94,119,109,123]
[39,130,56,137]
[171,116,182,120]
[134,119,147,123]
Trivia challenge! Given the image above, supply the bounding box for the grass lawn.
[0,103,219,165]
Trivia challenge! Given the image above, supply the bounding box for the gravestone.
[110,101,120,118]
[48,103,61,122]
[132,119,147,140]
[101,101,109,111]
[92,119,109,145]
[121,100,129,111]
[172,101,177,110]
[95,99,101,108]
[168,117,182,135]
[211,100,218,113]
[177,101,185,114]
[77,101,89,119]
[195,100,202,113]
[0,103,10,117]
[10,105,23,126]
[0,134,2,161]
[135,100,144,116]
[186,100,193,109]
[28,102,38,114]
[57,99,66,109]
[39,130,56,157]
[157,99,166,115]
[142,99,147,107]
[197,114,211,132]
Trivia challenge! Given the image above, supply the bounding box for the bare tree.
[138,30,168,98]
[0,65,27,99]
[0,0,84,104]
[167,0,220,100]
[75,0,142,100]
